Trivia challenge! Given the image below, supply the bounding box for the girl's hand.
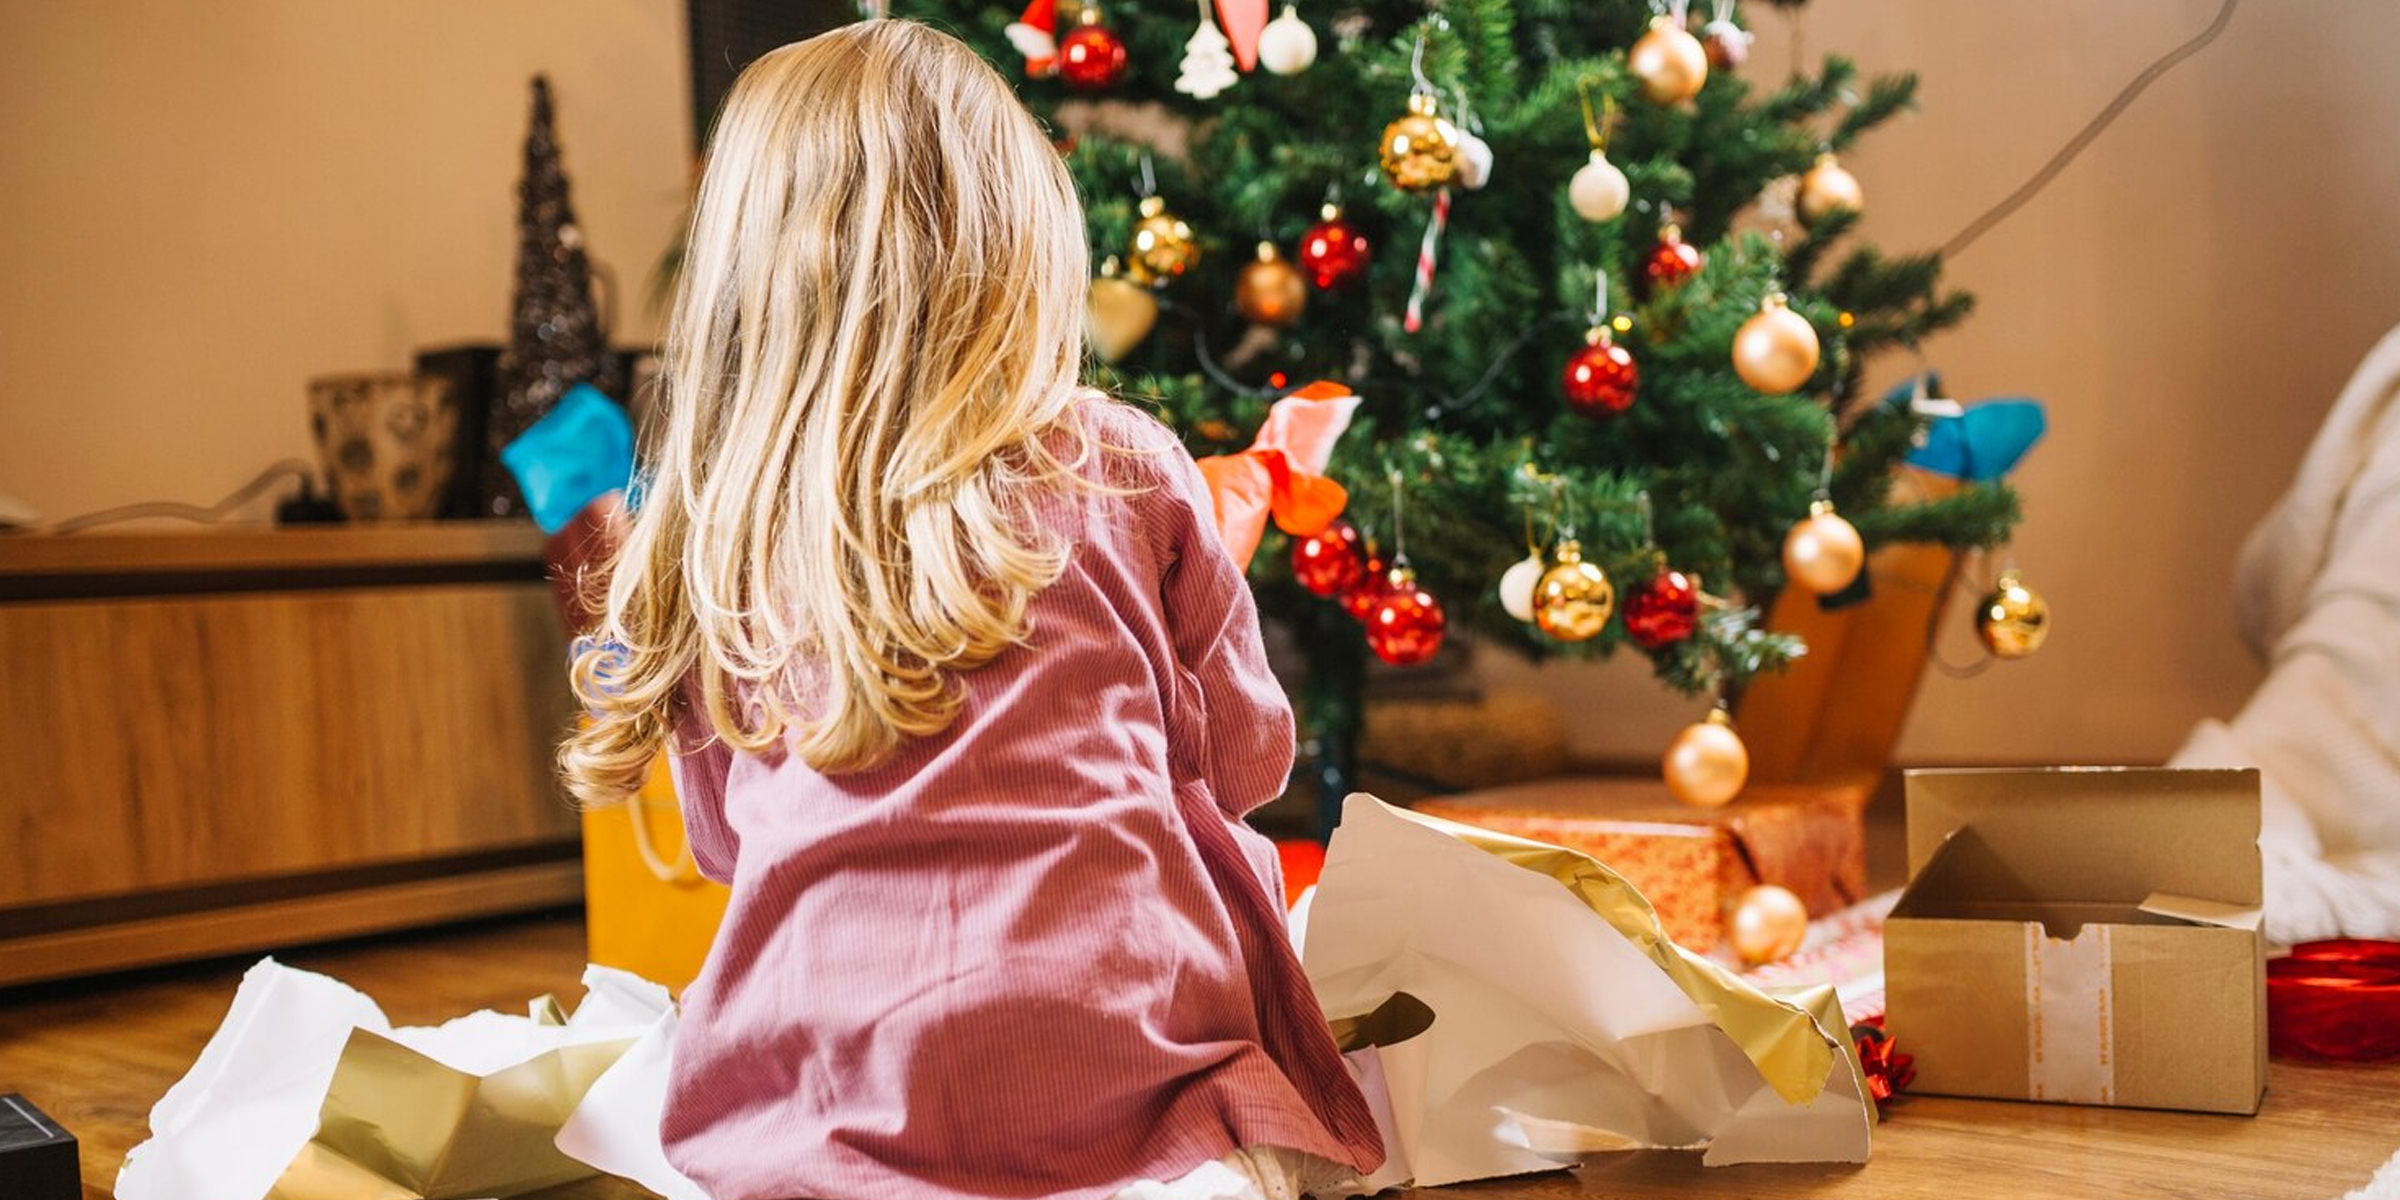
[543,491,630,636]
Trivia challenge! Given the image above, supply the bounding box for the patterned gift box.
[1415,778,1867,954]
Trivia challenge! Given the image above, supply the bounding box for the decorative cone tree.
[487,75,622,517]
[851,3,2020,816]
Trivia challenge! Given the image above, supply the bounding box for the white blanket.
[2169,325,2400,944]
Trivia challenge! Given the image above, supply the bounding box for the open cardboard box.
[1884,767,2265,1115]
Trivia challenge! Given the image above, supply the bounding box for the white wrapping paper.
[116,958,709,1200]
[1301,796,1872,1188]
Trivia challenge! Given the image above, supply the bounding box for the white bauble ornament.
[1258,6,1318,75]
[1569,150,1629,223]
[1498,553,1545,622]
[1455,130,1494,190]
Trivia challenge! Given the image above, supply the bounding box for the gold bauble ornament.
[1664,707,1749,809]
[1234,241,1308,327]
[1126,195,1199,285]
[1533,538,1614,642]
[1797,152,1865,227]
[1086,258,1158,362]
[1782,498,1865,596]
[1627,16,1709,105]
[1731,292,1820,394]
[1378,92,1459,192]
[1976,568,2051,658]
[1731,883,1809,965]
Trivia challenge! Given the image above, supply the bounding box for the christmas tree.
[863,1,2020,807]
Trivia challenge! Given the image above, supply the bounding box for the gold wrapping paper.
[265,1007,634,1200]
[1393,803,1852,1107]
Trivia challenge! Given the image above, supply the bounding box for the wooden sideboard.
[0,522,584,987]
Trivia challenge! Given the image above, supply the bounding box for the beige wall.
[0,0,690,521]
[4,1,2394,765]
[1497,0,2400,767]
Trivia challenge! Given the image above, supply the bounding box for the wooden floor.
[6,916,2398,1199]
[7,912,2398,1199]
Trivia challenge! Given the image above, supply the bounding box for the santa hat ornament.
[1007,0,1060,77]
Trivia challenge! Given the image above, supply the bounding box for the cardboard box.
[1885,768,2265,1115]
[1415,777,1866,953]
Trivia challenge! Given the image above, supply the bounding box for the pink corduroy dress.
[658,398,1384,1200]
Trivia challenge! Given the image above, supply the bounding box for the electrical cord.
[1939,0,2239,259]
[29,459,319,535]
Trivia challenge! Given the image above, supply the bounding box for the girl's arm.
[1156,450,1300,820]
[665,723,739,884]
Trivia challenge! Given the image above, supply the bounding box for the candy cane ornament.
[1404,186,1452,334]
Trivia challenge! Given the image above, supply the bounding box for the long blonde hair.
[563,20,1093,802]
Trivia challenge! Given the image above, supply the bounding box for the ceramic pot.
[308,372,459,521]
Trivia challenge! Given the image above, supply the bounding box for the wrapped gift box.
[1414,777,1867,953]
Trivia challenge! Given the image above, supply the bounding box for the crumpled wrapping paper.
[1298,795,1873,1189]
[116,958,708,1200]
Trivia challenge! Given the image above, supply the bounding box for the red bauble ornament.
[1642,224,1703,293]
[1291,520,1366,597]
[1057,13,1129,91]
[1298,204,1371,290]
[1624,567,1700,649]
[1365,568,1446,666]
[1562,327,1639,417]
[1339,553,1390,621]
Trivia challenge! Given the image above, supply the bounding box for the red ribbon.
[1193,382,1360,570]
[2269,939,2400,1062]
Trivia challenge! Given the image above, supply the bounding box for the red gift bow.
[2269,939,2400,1062]
[1193,382,1361,570]
[1849,1016,1916,1111]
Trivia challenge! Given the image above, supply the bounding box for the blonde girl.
[563,20,1382,1200]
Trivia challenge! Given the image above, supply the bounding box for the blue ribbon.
[1889,373,2048,482]
[499,383,636,534]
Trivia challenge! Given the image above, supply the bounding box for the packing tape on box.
[2024,924,2115,1105]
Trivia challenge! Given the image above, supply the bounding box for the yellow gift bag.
[582,753,729,992]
